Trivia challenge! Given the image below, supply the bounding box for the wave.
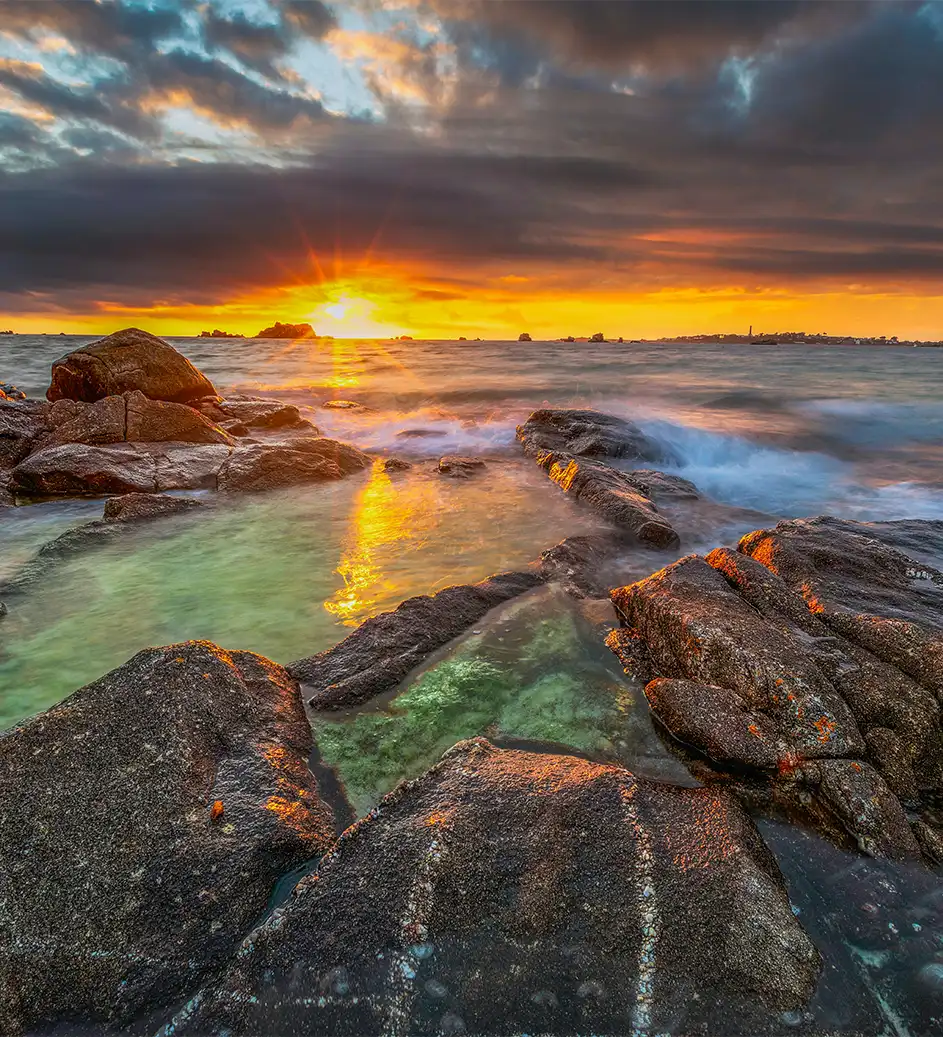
[796,398,943,448]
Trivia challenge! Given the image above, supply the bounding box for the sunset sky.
[3,0,943,339]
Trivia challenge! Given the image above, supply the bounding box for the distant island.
[199,329,243,339]
[255,321,318,339]
[518,333,532,341]
[0,330,14,335]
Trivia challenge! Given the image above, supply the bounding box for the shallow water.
[3,333,943,730]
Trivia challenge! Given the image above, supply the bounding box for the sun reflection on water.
[324,461,438,624]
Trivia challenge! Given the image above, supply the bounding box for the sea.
[3,333,943,729]
[3,334,943,1031]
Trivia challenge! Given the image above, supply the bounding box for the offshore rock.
[47,328,216,404]
[535,451,679,548]
[516,408,676,464]
[216,437,369,494]
[10,442,232,496]
[0,641,333,1034]
[181,740,820,1037]
[608,519,943,862]
[292,571,544,710]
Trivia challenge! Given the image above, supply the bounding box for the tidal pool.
[311,584,695,816]
[0,460,606,728]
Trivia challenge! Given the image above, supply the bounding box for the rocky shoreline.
[2,329,943,1034]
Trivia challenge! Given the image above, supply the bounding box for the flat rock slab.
[517,408,678,464]
[102,491,206,523]
[292,571,545,710]
[180,739,819,1037]
[0,640,333,1034]
[47,327,217,404]
[10,441,232,496]
[437,455,485,477]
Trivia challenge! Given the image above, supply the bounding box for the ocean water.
[4,335,943,1033]
[2,334,943,729]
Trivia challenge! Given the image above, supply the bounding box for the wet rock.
[622,469,700,501]
[102,491,206,523]
[10,442,232,496]
[321,400,362,410]
[608,520,943,862]
[292,571,544,710]
[34,391,234,452]
[536,531,632,596]
[0,382,26,401]
[535,451,679,548]
[47,327,217,404]
[612,555,864,761]
[0,641,333,1034]
[217,398,315,432]
[380,457,412,472]
[740,516,943,696]
[0,399,48,469]
[180,740,819,1037]
[216,437,369,494]
[516,408,677,464]
[437,455,485,477]
[125,390,235,444]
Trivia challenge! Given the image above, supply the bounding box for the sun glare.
[312,293,400,338]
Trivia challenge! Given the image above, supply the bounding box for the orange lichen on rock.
[210,800,224,821]
[814,716,835,743]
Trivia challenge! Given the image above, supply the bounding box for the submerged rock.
[607,518,943,862]
[47,327,217,404]
[0,641,333,1034]
[380,457,412,472]
[10,441,232,496]
[291,571,544,710]
[517,408,676,464]
[437,455,485,477]
[181,740,819,1037]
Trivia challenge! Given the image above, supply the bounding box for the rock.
[0,399,48,469]
[0,641,333,1034]
[740,516,943,696]
[33,391,234,452]
[217,398,315,431]
[380,457,412,472]
[517,408,676,464]
[0,382,26,400]
[437,455,485,477]
[102,491,206,523]
[518,331,532,341]
[47,327,217,404]
[125,390,236,444]
[10,442,232,496]
[321,400,362,410]
[255,322,316,339]
[607,520,943,862]
[216,437,368,494]
[180,740,819,1037]
[590,331,605,342]
[291,571,545,710]
[535,452,679,548]
[536,531,632,596]
[612,555,864,761]
[622,468,700,501]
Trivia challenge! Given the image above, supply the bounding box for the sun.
[310,292,401,338]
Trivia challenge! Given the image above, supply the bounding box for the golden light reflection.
[324,461,438,624]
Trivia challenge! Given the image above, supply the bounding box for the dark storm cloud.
[430,0,882,73]
[3,0,943,308]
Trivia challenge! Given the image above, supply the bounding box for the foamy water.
[2,334,943,724]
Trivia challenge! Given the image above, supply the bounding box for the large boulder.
[31,392,234,453]
[517,408,676,464]
[535,451,680,548]
[10,442,232,496]
[0,641,333,1034]
[216,437,369,494]
[0,399,48,468]
[179,740,820,1037]
[607,520,943,863]
[46,328,217,404]
[291,571,544,709]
